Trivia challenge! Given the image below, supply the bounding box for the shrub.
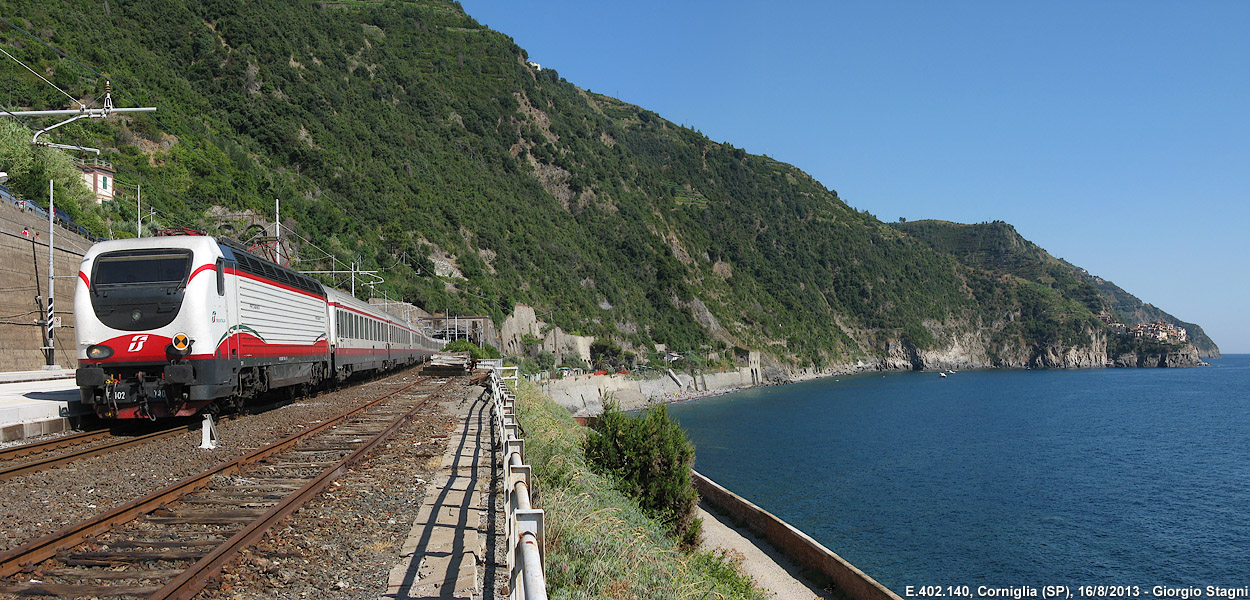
[584,401,702,548]
[515,383,762,599]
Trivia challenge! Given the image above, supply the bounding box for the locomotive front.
[74,237,233,419]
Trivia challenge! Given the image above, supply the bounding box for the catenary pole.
[46,179,55,367]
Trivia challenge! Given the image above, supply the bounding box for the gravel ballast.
[0,369,508,599]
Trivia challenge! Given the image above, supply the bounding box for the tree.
[584,401,702,549]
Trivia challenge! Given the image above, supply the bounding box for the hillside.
[0,1,1216,371]
[892,220,1219,358]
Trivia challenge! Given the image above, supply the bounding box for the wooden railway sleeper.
[0,376,446,596]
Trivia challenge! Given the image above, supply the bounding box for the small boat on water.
[939,372,947,378]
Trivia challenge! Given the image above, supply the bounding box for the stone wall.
[693,471,902,600]
[541,366,757,417]
[0,203,93,372]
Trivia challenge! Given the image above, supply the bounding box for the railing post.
[489,369,547,600]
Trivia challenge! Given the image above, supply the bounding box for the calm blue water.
[668,356,1250,593]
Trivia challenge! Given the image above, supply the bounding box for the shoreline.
[544,352,1215,417]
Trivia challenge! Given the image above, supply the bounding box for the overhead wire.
[0,16,101,83]
[1,16,245,219]
[0,46,85,110]
[1,15,416,299]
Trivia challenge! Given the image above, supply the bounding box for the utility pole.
[136,182,141,238]
[0,82,155,369]
[274,197,281,264]
[45,179,56,368]
[298,263,379,299]
[32,219,44,367]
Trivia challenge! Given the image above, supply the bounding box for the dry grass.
[514,382,766,600]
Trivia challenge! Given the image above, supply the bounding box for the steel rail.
[153,379,451,599]
[0,428,110,461]
[0,426,187,482]
[0,375,433,579]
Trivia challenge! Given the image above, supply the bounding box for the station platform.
[0,368,85,442]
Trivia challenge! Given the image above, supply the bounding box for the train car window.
[93,250,192,288]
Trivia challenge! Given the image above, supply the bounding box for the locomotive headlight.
[130,309,143,322]
[86,344,114,360]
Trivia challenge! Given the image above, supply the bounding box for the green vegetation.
[515,383,764,600]
[893,220,1219,357]
[585,401,701,549]
[1106,334,1184,360]
[0,0,1216,368]
[0,119,99,229]
[1086,276,1220,358]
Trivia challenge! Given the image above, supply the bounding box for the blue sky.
[463,1,1250,353]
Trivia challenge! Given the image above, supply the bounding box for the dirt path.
[698,503,833,599]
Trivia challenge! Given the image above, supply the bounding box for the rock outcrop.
[1112,345,1203,368]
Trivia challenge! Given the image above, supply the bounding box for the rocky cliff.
[799,320,1204,380]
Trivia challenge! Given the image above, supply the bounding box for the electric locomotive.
[74,234,441,419]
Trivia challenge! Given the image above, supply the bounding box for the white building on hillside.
[74,158,115,203]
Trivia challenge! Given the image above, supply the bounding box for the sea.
[666,355,1250,596]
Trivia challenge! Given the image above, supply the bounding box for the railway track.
[0,375,376,483]
[0,374,452,599]
[0,427,189,483]
[0,428,111,462]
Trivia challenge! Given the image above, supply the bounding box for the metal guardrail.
[487,368,547,600]
[479,359,519,388]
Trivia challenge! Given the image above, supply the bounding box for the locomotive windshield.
[93,250,192,287]
[90,249,193,332]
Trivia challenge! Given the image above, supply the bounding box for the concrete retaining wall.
[1,416,77,442]
[0,203,92,372]
[540,367,756,416]
[693,471,902,600]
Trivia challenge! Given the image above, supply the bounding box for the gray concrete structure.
[386,386,495,599]
[0,370,83,442]
[0,201,96,373]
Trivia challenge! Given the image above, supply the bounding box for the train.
[73,234,444,419]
